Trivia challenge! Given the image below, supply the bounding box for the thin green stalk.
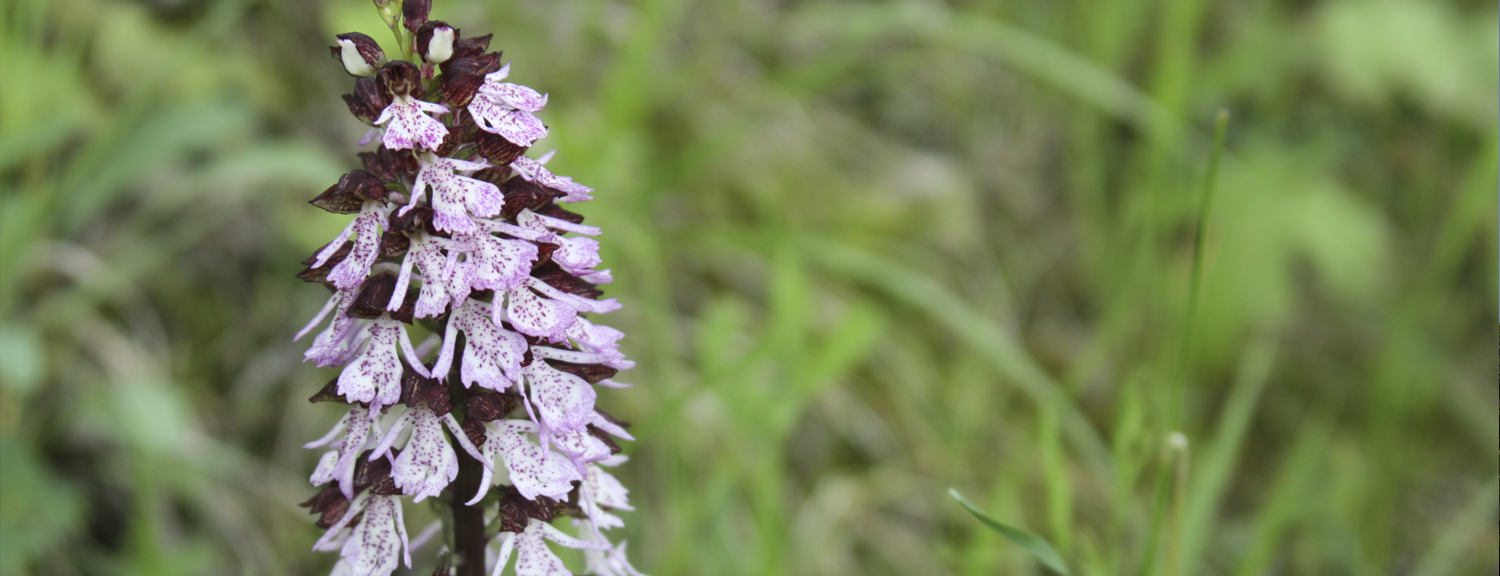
[1170,109,1230,430]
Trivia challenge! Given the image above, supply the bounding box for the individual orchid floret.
[416,21,456,65]
[369,405,466,501]
[516,209,603,276]
[432,299,528,391]
[336,316,428,415]
[542,411,633,475]
[491,517,609,576]
[331,32,385,77]
[306,406,375,499]
[505,285,580,343]
[404,153,505,234]
[388,232,464,318]
[315,493,411,576]
[310,201,391,290]
[469,64,550,147]
[374,62,450,151]
[567,317,625,354]
[298,288,368,367]
[579,457,633,531]
[521,357,597,434]
[471,420,580,503]
[453,232,538,293]
[511,152,594,203]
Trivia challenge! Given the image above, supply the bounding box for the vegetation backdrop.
[1,0,1496,574]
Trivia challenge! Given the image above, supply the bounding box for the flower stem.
[448,379,487,576]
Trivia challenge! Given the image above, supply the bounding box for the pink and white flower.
[468,64,549,147]
[306,406,375,499]
[403,153,505,234]
[511,152,595,203]
[375,94,450,151]
[490,517,610,576]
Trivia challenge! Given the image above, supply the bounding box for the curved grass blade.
[949,488,1071,575]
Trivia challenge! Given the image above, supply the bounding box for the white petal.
[523,359,597,433]
[495,421,578,501]
[335,318,405,413]
[340,495,405,576]
[506,287,577,343]
[391,407,457,502]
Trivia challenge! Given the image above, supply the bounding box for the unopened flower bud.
[450,33,493,61]
[402,0,431,34]
[416,21,456,65]
[342,77,392,124]
[440,53,502,106]
[378,61,422,97]
[330,32,385,77]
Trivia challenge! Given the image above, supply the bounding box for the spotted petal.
[336,317,405,414]
[493,420,579,501]
[523,358,596,433]
[375,95,450,151]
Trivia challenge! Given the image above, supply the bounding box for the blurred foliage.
[0,0,1495,574]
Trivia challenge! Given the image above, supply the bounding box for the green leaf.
[949,488,1071,575]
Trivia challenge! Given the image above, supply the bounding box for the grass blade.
[949,488,1071,575]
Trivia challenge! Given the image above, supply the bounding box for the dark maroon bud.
[331,32,386,77]
[498,486,557,533]
[354,449,403,495]
[530,260,603,298]
[499,176,564,219]
[297,242,353,286]
[401,0,431,34]
[476,131,528,165]
[471,165,514,185]
[463,391,521,422]
[307,377,345,403]
[400,371,452,416]
[379,61,422,97]
[531,242,559,270]
[311,170,388,214]
[300,484,354,528]
[359,146,419,182]
[440,53,502,106]
[536,203,585,224]
[588,426,623,455]
[459,416,486,448]
[433,115,467,157]
[342,77,391,125]
[348,273,398,319]
[379,229,410,258]
[416,21,457,64]
[450,34,493,61]
[389,205,435,235]
[545,360,618,384]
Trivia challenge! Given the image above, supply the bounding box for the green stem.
[1170,109,1229,430]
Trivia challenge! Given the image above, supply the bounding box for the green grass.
[0,0,1496,574]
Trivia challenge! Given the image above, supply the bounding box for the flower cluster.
[296,2,643,575]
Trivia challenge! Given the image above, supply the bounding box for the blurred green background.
[1,0,1496,574]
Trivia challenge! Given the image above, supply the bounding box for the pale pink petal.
[390,406,458,502]
[335,317,405,413]
[522,359,596,433]
[495,421,579,501]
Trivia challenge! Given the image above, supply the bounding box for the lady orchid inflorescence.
[296,2,644,575]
